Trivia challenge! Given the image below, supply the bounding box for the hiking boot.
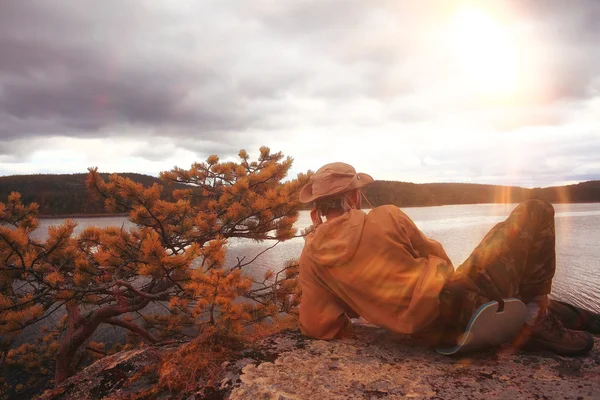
[548,300,600,334]
[515,313,594,356]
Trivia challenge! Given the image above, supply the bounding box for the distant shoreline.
[38,213,129,219]
[5,174,599,216]
[300,199,600,211]
[37,200,600,218]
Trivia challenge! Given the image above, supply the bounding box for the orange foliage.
[1,147,309,394]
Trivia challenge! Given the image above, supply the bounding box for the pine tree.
[0,147,309,389]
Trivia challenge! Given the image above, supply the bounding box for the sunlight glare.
[450,7,519,98]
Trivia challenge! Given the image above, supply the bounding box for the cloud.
[0,139,32,163]
[130,137,243,163]
[0,0,599,185]
[0,1,273,142]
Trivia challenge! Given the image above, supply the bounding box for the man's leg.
[457,199,555,304]
[441,200,593,355]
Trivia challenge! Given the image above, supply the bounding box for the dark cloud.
[0,1,285,142]
[0,70,261,137]
[0,0,599,183]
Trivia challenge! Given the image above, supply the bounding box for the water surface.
[36,203,600,312]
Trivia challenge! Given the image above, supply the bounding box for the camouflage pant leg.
[440,199,557,336]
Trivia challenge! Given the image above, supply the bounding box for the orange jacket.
[299,205,454,339]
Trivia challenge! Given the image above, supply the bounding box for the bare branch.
[114,280,172,301]
[104,317,159,343]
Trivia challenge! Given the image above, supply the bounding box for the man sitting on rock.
[298,162,598,356]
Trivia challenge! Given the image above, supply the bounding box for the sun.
[449,6,519,98]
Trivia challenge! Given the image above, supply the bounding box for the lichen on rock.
[229,326,600,399]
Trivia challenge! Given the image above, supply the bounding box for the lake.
[34,202,600,313]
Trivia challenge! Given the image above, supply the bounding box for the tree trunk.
[54,299,152,383]
[55,302,85,383]
[54,337,78,383]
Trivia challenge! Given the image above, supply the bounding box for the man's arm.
[397,209,454,269]
[299,277,353,340]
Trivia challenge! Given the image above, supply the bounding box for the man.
[298,162,598,356]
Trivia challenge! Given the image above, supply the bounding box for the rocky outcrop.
[39,325,600,399]
[36,346,169,400]
[231,326,600,399]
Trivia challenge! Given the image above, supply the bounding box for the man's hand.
[443,274,477,298]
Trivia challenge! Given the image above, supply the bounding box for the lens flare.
[449,6,519,98]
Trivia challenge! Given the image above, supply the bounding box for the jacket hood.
[305,210,366,266]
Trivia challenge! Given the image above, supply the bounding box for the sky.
[0,0,599,188]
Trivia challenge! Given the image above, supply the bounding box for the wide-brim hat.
[299,162,374,203]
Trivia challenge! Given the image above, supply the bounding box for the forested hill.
[1,173,600,216]
[0,173,187,216]
[362,180,600,207]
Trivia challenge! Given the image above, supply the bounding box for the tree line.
[362,180,600,207]
[0,173,190,216]
[2,174,599,218]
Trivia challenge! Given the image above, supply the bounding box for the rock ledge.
[40,326,600,399]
